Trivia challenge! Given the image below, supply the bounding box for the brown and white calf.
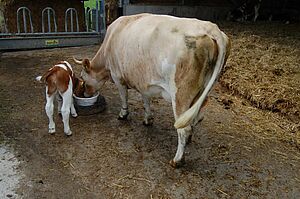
[74,13,231,167]
[36,61,84,136]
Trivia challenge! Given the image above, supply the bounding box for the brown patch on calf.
[40,66,71,96]
[174,35,218,117]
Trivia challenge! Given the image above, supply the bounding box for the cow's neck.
[90,47,105,71]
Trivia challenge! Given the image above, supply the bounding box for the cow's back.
[103,14,225,92]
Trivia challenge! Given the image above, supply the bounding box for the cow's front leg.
[116,83,129,120]
[170,126,192,168]
[142,95,153,126]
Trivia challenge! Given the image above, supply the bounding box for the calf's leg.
[45,87,56,134]
[60,81,73,136]
[56,94,62,115]
[70,98,78,118]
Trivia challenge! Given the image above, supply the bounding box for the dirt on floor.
[0,22,299,199]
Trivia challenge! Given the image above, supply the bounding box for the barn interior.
[0,0,299,198]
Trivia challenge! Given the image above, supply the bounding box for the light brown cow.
[74,13,230,167]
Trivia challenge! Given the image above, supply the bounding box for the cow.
[74,13,231,167]
[36,61,86,136]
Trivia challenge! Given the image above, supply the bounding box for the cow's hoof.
[48,128,56,134]
[143,118,153,126]
[65,131,72,136]
[169,158,185,168]
[118,113,129,120]
[118,108,129,120]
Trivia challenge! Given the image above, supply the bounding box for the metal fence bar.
[65,8,79,32]
[85,8,90,31]
[42,7,57,33]
[47,9,51,32]
[22,9,27,33]
[101,0,106,33]
[17,7,34,33]
[0,32,100,37]
[71,10,74,31]
[86,8,95,32]
[96,0,99,32]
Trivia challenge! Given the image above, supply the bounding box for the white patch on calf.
[55,64,68,71]
[63,61,73,72]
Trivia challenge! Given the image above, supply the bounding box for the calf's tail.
[36,76,42,82]
[174,31,230,129]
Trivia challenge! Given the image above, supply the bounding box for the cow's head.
[73,76,96,98]
[73,57,109,97]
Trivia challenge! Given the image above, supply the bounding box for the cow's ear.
[82,59,91,71]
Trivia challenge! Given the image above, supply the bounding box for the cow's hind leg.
[116,83,129,120]
[170,126,192,168]
[45,88,56,134]
[170,94,195,168]
[142,95,153,126]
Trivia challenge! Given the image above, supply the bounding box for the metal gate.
[0,0,106,50]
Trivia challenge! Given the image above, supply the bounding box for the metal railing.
[65,8,79,32]
[0,1,106,50]
[17,7,34,33]
[42,7,57,33]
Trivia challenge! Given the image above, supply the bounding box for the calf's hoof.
[169,158,185,168]
[71,113,78,118]
[118,108,129,120]
[64,130,72,136]
[48,128,56,134]
[118,115,128,120]
[118,112,129,120]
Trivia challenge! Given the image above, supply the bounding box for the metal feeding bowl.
[73,92,99,107]
[73,92,106,116]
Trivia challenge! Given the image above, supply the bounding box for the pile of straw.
[220,23,300,125]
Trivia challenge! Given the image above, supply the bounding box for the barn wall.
[3,0,86,33]
[129,0,232,6]
[123,5,231,21]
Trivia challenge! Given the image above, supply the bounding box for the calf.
[36,61,84,136]
[74,13,231,167]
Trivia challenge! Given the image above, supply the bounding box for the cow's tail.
[174,31,230,129]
